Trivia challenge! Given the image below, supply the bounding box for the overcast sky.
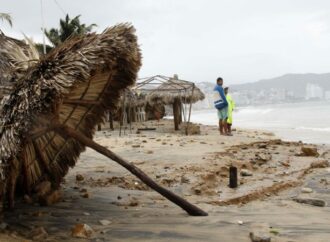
[1,0,330,84]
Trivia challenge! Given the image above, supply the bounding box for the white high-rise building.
[325,91,330,100]
[305,83,324,99]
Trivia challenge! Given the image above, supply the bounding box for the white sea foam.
[295,127,330,132]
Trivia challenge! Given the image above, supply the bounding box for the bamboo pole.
[54,124,208,216]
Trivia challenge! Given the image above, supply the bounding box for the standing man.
[224,87,235,135]
[213,77,228,135]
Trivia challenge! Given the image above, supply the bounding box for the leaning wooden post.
[55,124,208,216]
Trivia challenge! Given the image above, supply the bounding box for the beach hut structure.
[116,89,147,135]
[135,75,205,132]
[0,25,206,216]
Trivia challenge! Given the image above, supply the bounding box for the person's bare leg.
[223,120,228,135]
[219,120,224,135]
[228,123,232,135]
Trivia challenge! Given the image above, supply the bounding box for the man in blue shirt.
[213,77,229,135]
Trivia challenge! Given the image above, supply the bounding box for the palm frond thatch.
[0,32,39,101]
[0,24,141,205]
[145,78,205,105]
[0,13,12,27]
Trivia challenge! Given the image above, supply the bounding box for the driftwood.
[137,128,156,131]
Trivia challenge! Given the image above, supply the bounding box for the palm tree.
[45,14,96,47]
[0,13,12,27]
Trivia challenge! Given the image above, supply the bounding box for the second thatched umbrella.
[0,25,206,216]
[140,75,205,131]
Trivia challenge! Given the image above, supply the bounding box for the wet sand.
[1,120,330,241]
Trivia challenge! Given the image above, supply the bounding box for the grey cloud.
[1,0,330,84]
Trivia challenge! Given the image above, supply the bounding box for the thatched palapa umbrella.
[0,25,207,216]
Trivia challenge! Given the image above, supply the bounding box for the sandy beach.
[1,119,330,241]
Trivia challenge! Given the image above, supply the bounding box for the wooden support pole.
[55,124,208,216]
[229,166,238,188]
[173,98,181,131]
[185,85,195,135]
[109,111,114,130]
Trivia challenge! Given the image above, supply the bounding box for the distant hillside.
[230,73,330,98]
[194,73,330,108]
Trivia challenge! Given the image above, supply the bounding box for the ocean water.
[190,101,330,144]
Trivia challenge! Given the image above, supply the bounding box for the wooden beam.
[54,124,208,216]
[185,85,195,135]
[173,98,181,131]
[63,99,100,106]
[30,126,55,140]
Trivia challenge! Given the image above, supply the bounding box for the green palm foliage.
[45,14,97,47]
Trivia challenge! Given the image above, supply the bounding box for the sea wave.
[295,126,330,132]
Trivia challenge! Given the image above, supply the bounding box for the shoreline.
[1,120,330,241]
[189,104,330,145]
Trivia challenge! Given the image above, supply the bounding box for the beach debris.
[23,194,34,204]
[310,160,329,168]
[111,197,139,207]
[181,175,190,184]
[269,228,280,235]
[293,197,326,207]
[81,192,90,198]
[255,153,272,164]
[218,166,229,177]
[34,181,52,197]
[182,123,201,135]
[240,169,253,177]
[257,143,267,149]
[145,150,153,154]
[39,189,63,206]
[194,188,202,195]
[0,222,8,230]
[28,227,48,240]
[83,212,90,216]
[301,187,313,193]
[76,174,85,182]
[161,178,177,187]
[132,144,141,148]
[71,224,94,238]
[80,188,88,193]
[32,211,46,217]
[249,232,271,242]
[132,160,145,165]
[278,161,290,167]
[300,147,319,157]
[237,220,243,225]
[99,220,111,226]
